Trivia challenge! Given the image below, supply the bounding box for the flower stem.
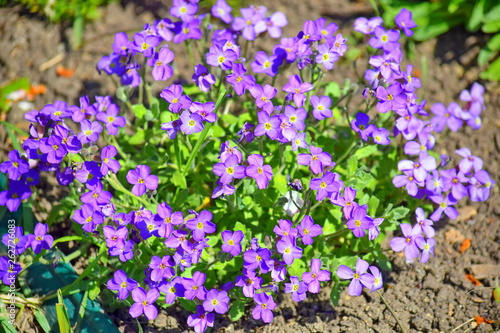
[377,290,408,333]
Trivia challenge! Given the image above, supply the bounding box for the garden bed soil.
[0,0,499,332]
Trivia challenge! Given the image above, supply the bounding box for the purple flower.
[429,193,458,221]
[369,54,401,81]
[132,33,161,58]
[186,210,216,241]
[245,154,273,189]
[297,145,333,174]
[212,0,233,24]
[310,95,332,120]
[107,270,138,300]
[160,84,192,113]
[192,64,216,92]
[455,147,483,173]
[297,215,322,245]
[283,75,313,107]
[226,63,255,96]
[203,289,229,314]
[276,237,302,265]
[180,111,204,135]
[376,83,406,113]
[254,111,281,140]
[72,203,104,233]
[415,237,436,263]
[173,19,203,43]
[109,240,134,262]
[187,305,215,333]
[337,258,375,296]
[249,84,277,114]
[243,247,271,272]
[40,100,71,121]
[251,51,282,77]
[392,170,423,197]
[75,161,103,189]
[440,168,469,200]
[389,223,423,260]
[232,7,264,41]
[255,11,287,38]
[273,219,298,240]
[252,293,277,323]
[129,287,159,320]
[96,103,126,136]
[431,102,463,132]
[2,226,31,256]
[395,8,417,36]
[39,135,67,164]
[468,170,493,202]
[285,276,307,302]
[369,27,400,52]
[211,181,236,199]
[206,45,237,70]
[1,150,30,181]
[297,20,321,43]
[30,223,53,254]
[369,266,383,291]
[81,182,112,209]
[371,127,391,145]
[346,206,372,237]
[0,256,21,285]
[213,154,246,184]
[170,0,197,22]
[350,112,373,141]
[460,82,485,118]
[153,202,183,238]
[102,225,128,249]
[100,145,121,175]
[235,269,262,297]
[302,258,330,293]
[221,230,244,256]
[149,46,174,81]
[237,122,255,143]
[219,141,243,163]
[354,16,383,35]
[126,165,159,196]
[78,119,103,144]
[398,156,437,183]
[159,277,186,304]
[182,271,208,301]
[310,171,341,201]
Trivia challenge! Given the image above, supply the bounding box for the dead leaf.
[465,273,482,286]
[470,297,485,303]
[474,315,494,325]
[56,65,76,78]
[444,228,465,244]
[456,206,477,222]
[470,264,500,279]
[459,239,472,253]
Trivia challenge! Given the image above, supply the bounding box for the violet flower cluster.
[353,11,493,223]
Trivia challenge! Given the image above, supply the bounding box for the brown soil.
[0,0,499,332]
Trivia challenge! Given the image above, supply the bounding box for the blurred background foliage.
[378,0,500,80]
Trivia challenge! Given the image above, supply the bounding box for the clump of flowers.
[0,1,493,332]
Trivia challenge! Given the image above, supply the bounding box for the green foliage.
[379,0,500,80]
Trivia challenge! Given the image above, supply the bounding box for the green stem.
[335,140,358,165]
[106,173,151,207]
[182,88,228,176]
[377,290,408,333]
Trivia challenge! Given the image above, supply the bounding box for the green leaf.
[172,170,187,188]
[368,196,380,216]
[483,20,500,33]
[325,81,341,98]
[56,290,73,333]
[132,104,147,119]
[480,56,500,80]
[178,298,197,312]
[329,283,341,306]
[0,320,17,333]
[347,155,358,178]
[144,143,160,162]
[129,129,145,145]
[254,191,274,207]
[151,97,160,119]
[387,206,410,223]
[272,174,288,195]
[467,0,486,31]
[354,145,378,160]
[233,221,247,233]
[116,86,128,102]
[229,300,245,321]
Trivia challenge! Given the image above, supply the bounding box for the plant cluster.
[379,0,500,81]
[0,0,494,332]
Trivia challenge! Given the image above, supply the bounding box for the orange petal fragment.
[465,273,481,286]
[56,65,76,78]
[474,315,494,324]
[459,238,472,253]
